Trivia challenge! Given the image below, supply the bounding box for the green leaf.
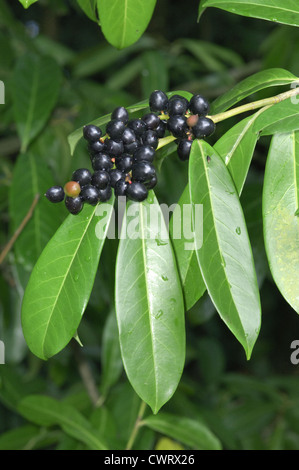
[97,0,157,49]
[171,111,263,310]
[9,152,64,275]
[211,68,298,114]
[115,192,185,414]
[100,311,123,397]
[189,140,261,358]
[253,97,299,135]
[263,132,299,313]
[77,0,98,22]
[141,50,169,99]
[18,0,39,8]
[18,395,109,450]
[198,0,299,27]
[12,54,62,152]
[21,198,115,360]
[143,412,222,450]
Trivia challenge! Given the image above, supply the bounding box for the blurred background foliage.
[1,0,299,450]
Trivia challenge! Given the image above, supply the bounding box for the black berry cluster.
[45,90,215,215]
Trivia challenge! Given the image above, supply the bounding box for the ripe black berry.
[149,90,168,113]
[92,153,113,171]
[109,169,124,188]
[80,185,100,205]
[167,115,188,138]
[132,161,156,184]
[88,140,105,155]
[116,154,133,173]
[192,117,215,139]
[156,120,167,138]
[142,130,159,149]
[188,94,210,116]
[45,186,65,203]
[72,168,92,187]
[105,139,124,156]
[114,178,128,197]
[128,119,147,137]
[145,174,157,190]
[124,140,141,155]
[126,182,148,202]
[141,113,160,130]
[83,124,102,142]
[122,127,137,145]
[91,170,110,189]
[111,106,129,124]
[106,119,126,140]
[133,145,155,163]
[65,196,83,215]
[98,185,112,202]
[168,97,188,116]
[177,139,193,161]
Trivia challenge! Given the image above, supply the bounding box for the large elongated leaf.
[189,140,261,358]
[12,54,62,152]
[263,132,299,313]
[115,192,185,414]
[18,0,39,8]
[97,0,157,49]
[253,98,299,135]
[198,0,299,28]
[143,412,222,450]
[18,395,108,450]
[21,198,115,360]
[211,68,298,114]
[171,110,264,310]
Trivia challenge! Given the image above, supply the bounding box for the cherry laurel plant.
[21,74,299,415]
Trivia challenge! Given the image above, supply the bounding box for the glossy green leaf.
[198,0,299,28]
[253,97,299,135]
[189,140,261,358]
[171,111,263,310]
[18,0,39,8]
[12,54,62,152]
[18,395,108,450]
[143,412,222,450]
[115,192,185,414]
[211,68,298,114]
[263,132,299,313]
[77,0,98,22]
[100,311,123,397]
[97,0,157,49]
[21,198,115,360]
[9,152,64,276]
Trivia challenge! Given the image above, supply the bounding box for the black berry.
[142,130,159,149]
[141,113,160,130]
[177,139,193,161]
[109,169,124,188]
[80,185,100,205]
[128,119,147,137]
[145,174,157,190]
[127,182,148,202]
[98,185,112,202]
[92,153,113,171]
[91,170,110,189]
[132,161,156,184]
[167,115,188,138]
[114,178,128,197]
[83,124,102,142]
[65,196,83,215]
[45,186,65,203]
[105,139,124,156]
[116,154,133,172]
[88,140,105,155]
[72,168,92,187]
[188,94,210,116]
[149,90,168,113]
[168,97,188,116]
[111,106,129,124]
[133,145,155,163]
[106,119,126,140]
[156,120,167,138]
[192,117,215,139]
[122,127,137,145]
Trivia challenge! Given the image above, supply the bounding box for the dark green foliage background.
[1,0,299,450]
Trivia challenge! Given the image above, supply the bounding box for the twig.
[0,193,40,265]
[126,401,147,450]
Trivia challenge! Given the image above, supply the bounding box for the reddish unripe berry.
[64,181,81,197]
